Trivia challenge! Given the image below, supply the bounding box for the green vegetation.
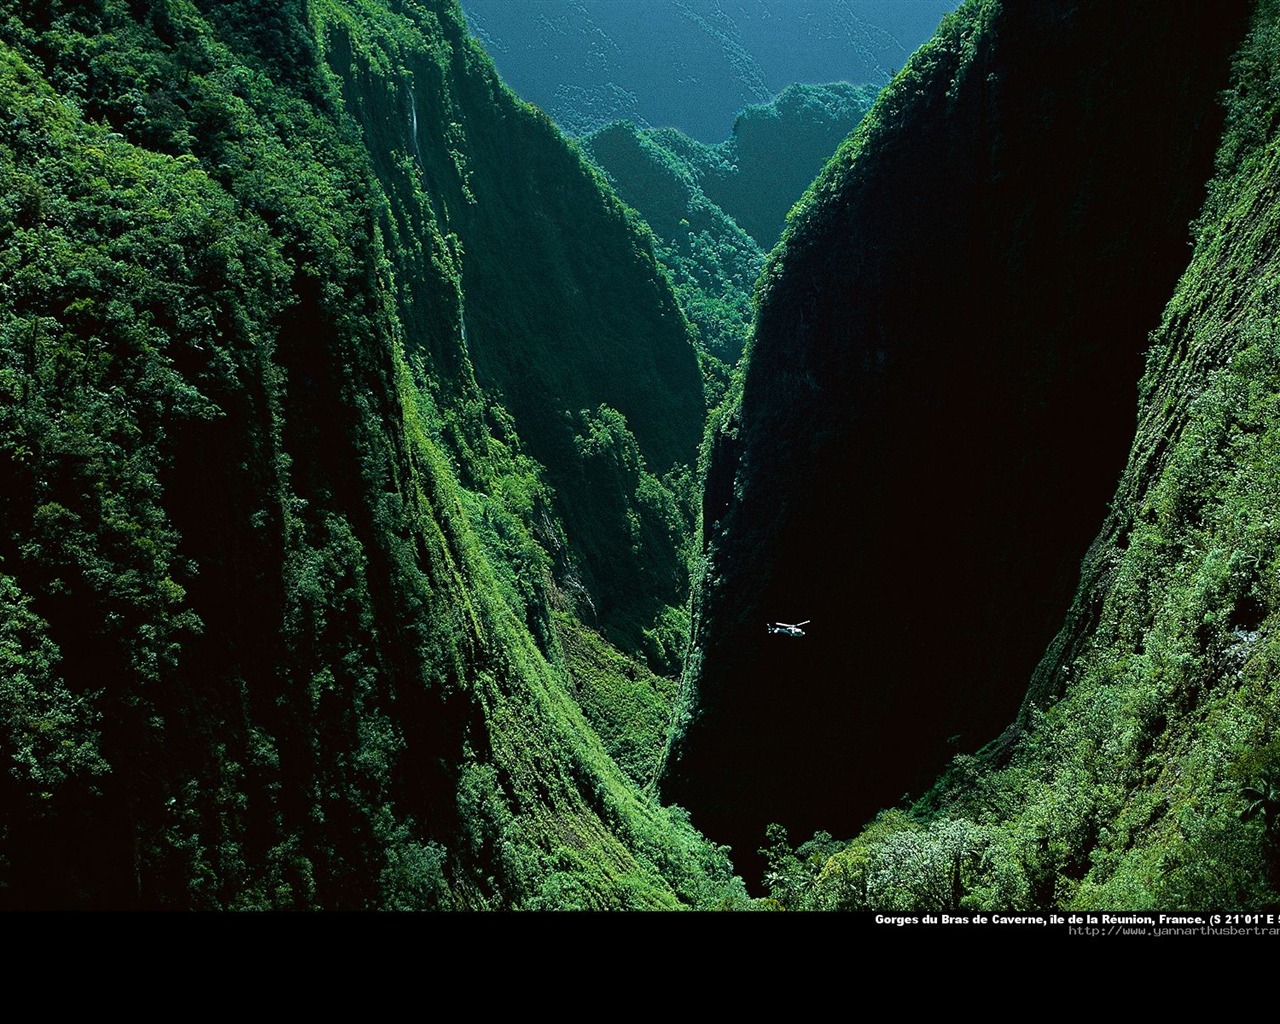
[0,0,746,909]
[666,0,1259,895]
[13,0,1275,914]
[323,0,706,671]
[554,612,677,788]
[683,82,880,250]
[718,0,1280,910]
[582,122,760,391]
[580,83,877,397]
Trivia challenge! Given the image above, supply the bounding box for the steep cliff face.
[0,0,741,909]
[323,2,706,667]
[781,0,1280,910]
[583,120,763,379]
[665,0,1251,879]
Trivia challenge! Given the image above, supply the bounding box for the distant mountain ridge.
[460,0,957,141]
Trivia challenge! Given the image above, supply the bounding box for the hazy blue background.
[461,0,960,142]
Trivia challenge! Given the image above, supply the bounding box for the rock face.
[664,0,1251,878]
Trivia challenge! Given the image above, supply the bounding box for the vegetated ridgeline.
[692,82,883,251]
[0,0,745,909]
[663,0,1252,892]
[328,0,708,676]
[580,82,880,400]
[761,0,1280,910]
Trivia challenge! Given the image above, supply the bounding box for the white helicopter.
[767,620,810,637]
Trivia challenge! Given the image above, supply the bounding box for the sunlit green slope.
[0,0,743,910]
[322,0,707,672]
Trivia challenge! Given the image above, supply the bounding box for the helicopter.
[767,620,810,637]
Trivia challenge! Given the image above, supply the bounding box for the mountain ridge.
[665,0,1254,890]
[0,0,744,910]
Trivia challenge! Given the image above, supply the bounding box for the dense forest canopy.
[0,0,746,910]
[3,0,1278,914]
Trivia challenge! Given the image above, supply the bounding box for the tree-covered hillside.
[579,82,878,393]
[11,0,1275,915]
[760,0,1280,910]
[665,0,1253,890]
[586,119,760,391]
[0,0,745,910]
[676,82,881,251]
[324,0,707,671]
